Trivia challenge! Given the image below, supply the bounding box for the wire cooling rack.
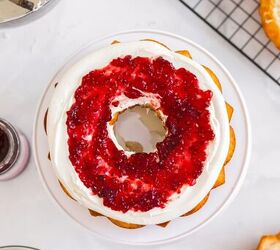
[179,0,280,86]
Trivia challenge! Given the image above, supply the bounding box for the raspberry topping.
[66,56,214,212]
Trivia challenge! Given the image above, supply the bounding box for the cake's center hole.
[113,106,167,153]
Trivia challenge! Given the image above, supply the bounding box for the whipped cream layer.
[47,41,230,225]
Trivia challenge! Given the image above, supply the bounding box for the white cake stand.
[33,30,251,245]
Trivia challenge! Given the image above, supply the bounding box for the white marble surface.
[0,0,280,249]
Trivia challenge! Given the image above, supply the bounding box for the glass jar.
[0,119,29,181]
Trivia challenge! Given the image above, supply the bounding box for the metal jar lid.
[0,119,20,175]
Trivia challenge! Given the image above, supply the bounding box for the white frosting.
[47,41,230,225]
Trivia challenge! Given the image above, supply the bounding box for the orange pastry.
[257,232,280,250]
[260,0,280,49]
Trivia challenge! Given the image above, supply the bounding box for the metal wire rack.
[179,0,280,86]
